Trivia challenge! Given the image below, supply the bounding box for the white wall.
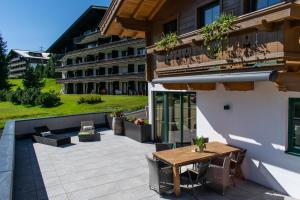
[197,81,300,198]
[148,81,300,198]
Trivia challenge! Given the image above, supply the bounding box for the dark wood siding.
[152,0,245,43]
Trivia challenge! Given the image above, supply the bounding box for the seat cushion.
[40,131,52,137]
[83,126,94,131]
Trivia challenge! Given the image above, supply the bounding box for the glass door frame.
[153,91,196,144]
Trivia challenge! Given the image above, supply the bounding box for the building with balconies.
[7,49,50,78]
[47,5,147,95]
[100,0,300,198]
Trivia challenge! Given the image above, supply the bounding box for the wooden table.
[153,142,240,197]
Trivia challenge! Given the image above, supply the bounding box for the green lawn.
[0,79,148,129]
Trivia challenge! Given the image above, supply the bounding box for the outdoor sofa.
[33,126,71,147]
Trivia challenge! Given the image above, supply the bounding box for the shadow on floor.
[14,139,48,200]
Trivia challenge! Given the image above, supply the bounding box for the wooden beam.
[223,82,254,91]
[115,16,150,32]
[274,72,300,92]
[148,0,166,20]
[146,32,154,81]
[163,83,188,90]
[188,83,216,91]
[256,19,274,32]
[286,60,300,72]
[132,0,145,18]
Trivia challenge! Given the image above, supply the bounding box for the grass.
[0,79,148,129]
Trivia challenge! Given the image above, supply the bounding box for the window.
[128,47,135,56]
[288,98,300,155]
[112,50,119,58]
[198,2,220,28]
[98,67,105,75]
[128,64,135,73]
[163,19,177,34]
[138,64,145,73]
[246,0,281,13]
[137,48,146,56]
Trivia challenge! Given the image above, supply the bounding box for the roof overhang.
[47,6,108,53]
[100,0,166,38]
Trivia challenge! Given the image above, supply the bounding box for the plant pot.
[195,146,205,152]
[106,115,113,129]
[124,120,151,143]
[112,117,124,135]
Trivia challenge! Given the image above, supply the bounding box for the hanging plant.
[200,14,237,59]
[156,32,179,52]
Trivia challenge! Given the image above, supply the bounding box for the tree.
[45,54,58,78]
[35,64,46,77]
[0,33,9,90]
[23,66,45,89]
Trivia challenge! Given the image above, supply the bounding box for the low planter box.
[124,121,151,143]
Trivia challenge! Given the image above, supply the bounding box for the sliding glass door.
[153,92,196,145]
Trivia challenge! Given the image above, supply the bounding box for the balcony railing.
[56,55,146,71]
[57,72,145,83]
[73,31,104,45]
[147,2,299,77]
[64,38,145,57]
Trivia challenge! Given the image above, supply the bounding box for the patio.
[14,129,294,200]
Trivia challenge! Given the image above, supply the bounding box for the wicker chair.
[145,154,173,194]
[155,143,173,152]
[155,143,173,168]
[207,154,233,195]
[180,160,210,190]
[79,121,100,142]
[175,142,192,148]
[230,149,247,186]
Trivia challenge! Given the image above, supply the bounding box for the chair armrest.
[187,168,198,176]
[209,164,224,169]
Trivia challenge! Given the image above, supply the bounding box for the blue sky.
[0,0,111,52]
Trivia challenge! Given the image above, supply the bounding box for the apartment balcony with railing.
[64,38,145,58]
[146,1,300,77]
[56,51,146,72]
[57,71,145,83]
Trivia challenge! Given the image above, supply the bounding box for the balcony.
[56,72,145,83]
[56,55,146,72]
[73,31,103,45]
[147,2,300,77]
[64,38,145,58]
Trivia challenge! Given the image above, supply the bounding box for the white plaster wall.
[196,81,300,198]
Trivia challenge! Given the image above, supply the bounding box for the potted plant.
[111,110,124,135]
[200,14,237,59]
[155,32,179,64]
[194,136,207,152]
[123,116,152,143]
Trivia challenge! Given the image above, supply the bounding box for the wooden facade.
[100,0,300,92]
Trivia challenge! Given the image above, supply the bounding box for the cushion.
[79,131,93,136]
[40,131,52,137]
[83,126,94,131]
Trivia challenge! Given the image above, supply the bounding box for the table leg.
[173,166,181,197]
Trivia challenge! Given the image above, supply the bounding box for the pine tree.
[23,66,45,89]
[46,54,58,78]
[0,33,9,90]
